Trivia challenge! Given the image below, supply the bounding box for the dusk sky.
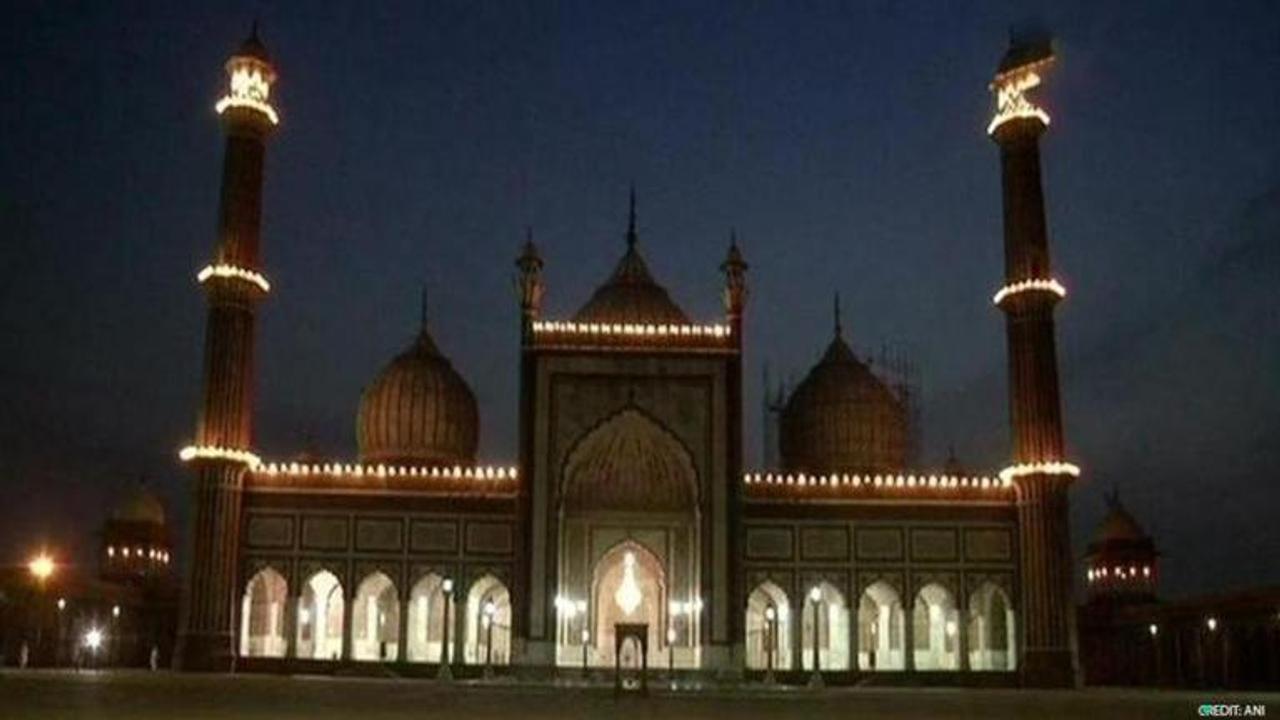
[2,1,1277,599]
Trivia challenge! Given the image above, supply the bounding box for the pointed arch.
[352,571,400,661]
[240,567,287,658]
[968,582,1017,671]
[800,580,850,670]
[406,573,454,662]
[912,583,959,670]
[296,570,344,661]
[858,580,905,670]
[745,581,793,670]
[560,407,699,514]
[463,574,511,665]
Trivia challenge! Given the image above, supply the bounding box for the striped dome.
[356,326,479,466]
[779,311,907,475]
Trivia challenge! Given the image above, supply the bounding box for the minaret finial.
[833,292,843,338]
[419,285,429,333]
[626,184,637,248]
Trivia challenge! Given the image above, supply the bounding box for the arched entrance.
[858,581,905,670]
[296,570,344,661]
[968,582,1016,671]
[554,408,700,669]
[800,581,850,670]
[745,581,792,670]
[240,567,287,658]
[591,541,666,668]
[352,572,399,661]
[912,583,959,670]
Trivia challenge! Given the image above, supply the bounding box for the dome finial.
[626,184,637,248]
[419,285,429,334]
[833,292,843,338]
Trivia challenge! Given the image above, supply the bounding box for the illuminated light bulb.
[992,278,1066,305]
[196,264,271,293]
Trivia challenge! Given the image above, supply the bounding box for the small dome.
[236,22,271,62]
[1088,491,1156,554]
[356,319,479,466]
[779,304,906,474]
[113,486,166,525]
[573,190,689,325]
[574,245,689,325]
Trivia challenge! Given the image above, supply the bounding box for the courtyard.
[0,671,1274,720]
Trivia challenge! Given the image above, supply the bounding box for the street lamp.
[482,599,496,679]
[438,578,454,680]
[808,586,823,688]
[581,627,590,677]
[763,605,777,685]
[29,554,55,583]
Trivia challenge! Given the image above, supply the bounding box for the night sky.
[3,2,1277,600]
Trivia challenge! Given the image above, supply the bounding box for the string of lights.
[743,471,1009,491]
[178,445,261,467]
[992,278,1066,305]
[196,264,271,293]
[531,320,731,339]
[998,461,1081,483]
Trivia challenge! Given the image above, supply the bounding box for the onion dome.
[356,293,479,466]
[573,189,690,325]
[778,296,907,475]
[112,485,166,526]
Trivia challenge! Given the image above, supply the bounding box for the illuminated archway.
[800,581,850,670]
[857,581,905,670]
[464,575,511,665]
[745,581,792,670]
[968,582,1016,671]
[912,583,959,670]
[239,567,287,658]
[352,572,400,661]
[296,570,344,660]
[405,573,454,663]
[591,541,666,667]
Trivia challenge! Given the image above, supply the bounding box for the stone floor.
[0,670,1274,719]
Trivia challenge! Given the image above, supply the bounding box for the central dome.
[779,302,907,475]
[357,312,479,466]
[573,191,689,325]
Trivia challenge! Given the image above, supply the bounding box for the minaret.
[988,32,1079,687]
[176,26,279,671]
[720,229,748,665]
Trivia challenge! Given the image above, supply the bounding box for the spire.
[833,292,843,338]
[626,185,637,249]
[419,285,429,333]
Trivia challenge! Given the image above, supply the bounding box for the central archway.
[591,541,666,668]
[554,407,701,669]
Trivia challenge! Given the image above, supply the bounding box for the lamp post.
[482,599,496,679]
[28,553,55,664]
[110,605,121,667]
[437,578,454,680]
[808,586,823,688]
[56,598,67,667]
[763,605,776,685]
[667,626,676,680]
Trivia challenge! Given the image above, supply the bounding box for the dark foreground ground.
[0,671,1274,720]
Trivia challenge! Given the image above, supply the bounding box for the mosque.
[174,29,1081,686]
